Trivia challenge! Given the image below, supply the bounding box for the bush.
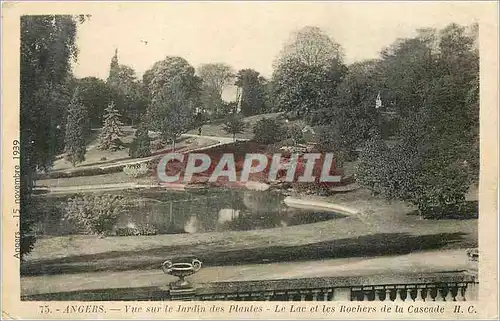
[123,163,150,178]
[253,118,286,145]
[151,139,165,151]
[285,123,305,145]
[62,194,125,235]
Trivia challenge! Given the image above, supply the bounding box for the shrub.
[285,123,305,145]
[253,118,286,145]
[123,163,150,178]
[62,194,125,235]
[151,139,165,151]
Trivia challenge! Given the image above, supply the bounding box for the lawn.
[21,189,477,277]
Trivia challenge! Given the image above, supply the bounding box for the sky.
[72,2,481,82]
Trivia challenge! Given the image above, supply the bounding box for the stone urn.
[161,259,202,289]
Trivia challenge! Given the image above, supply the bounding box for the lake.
[33,188,346,236]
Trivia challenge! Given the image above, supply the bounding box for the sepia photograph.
[1,1,498,319]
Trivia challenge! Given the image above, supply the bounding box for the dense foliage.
[355,24,479,218]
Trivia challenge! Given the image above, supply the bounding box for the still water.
[35,188,346,236]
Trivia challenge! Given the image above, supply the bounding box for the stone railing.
[22,271,478,302]
[175,272,478,302]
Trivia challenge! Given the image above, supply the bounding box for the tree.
[106,49,148,125]
[253,118,286,145]
[146,56,201,150]
[64,88,88,166]
[98,101,125,151]
[278,26,343,67]
[74,77,113,128]
[20,14,87,258]
[107,48,120,85]
[149,85,194,151]
[129,121,151,158]
[272,26,346,119]
[222,113,246,141]
[198,63,234,115]
[235,69,266,116]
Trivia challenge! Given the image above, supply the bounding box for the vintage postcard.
[1,1,498,319]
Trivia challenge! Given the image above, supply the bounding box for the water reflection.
[218,208,240,224]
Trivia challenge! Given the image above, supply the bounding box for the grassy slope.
[52,127,216,172]
[52,128,137,171]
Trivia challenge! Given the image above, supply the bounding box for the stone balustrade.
[179,272,478,302]
[350,282,477,302]
[22,271,478,302]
